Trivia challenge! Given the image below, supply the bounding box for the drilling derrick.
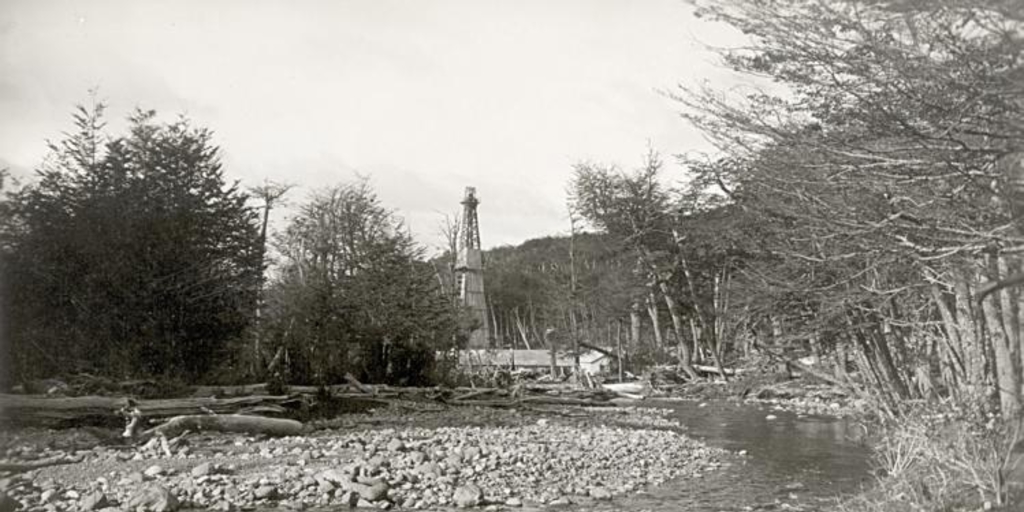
[456,187,490,348]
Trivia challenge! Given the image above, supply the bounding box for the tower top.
[461,186,479,207]
[460,186,481,251]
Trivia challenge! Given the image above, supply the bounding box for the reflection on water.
[605,400,874,511]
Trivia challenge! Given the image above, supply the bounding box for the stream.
[606,400,875,511]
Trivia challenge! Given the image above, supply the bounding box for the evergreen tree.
[2,102,261,381]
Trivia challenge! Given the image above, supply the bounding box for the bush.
[840,400,1022,511]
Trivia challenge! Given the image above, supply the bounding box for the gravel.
[0,405,730,510]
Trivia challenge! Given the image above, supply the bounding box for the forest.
[0,0,1022,510]
[0,106,465,389]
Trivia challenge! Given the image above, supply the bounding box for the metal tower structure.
[456,186,490,348]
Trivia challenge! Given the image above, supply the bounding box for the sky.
[0,0,748,252]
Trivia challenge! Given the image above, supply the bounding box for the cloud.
[0,0,748,249]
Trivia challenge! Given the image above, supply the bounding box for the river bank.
[0,405,731,512]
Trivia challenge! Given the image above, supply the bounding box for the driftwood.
[693,364,744,376]
[601,382,648,400]
[449,395,617,408]
[142,414,305,438]
[0,394,302,425]
[4,378,627,429]
[344,373,374,394]
[191,383,360,397]
[0,454,83,473]
[451,388,502,402]
[192,383,272,397]
[785,360,851,389]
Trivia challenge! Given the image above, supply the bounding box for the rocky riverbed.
[0,405,730,511]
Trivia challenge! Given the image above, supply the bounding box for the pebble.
[143,465,165,478]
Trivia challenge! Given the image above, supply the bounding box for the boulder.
[351,481,389,502]
[191,462,215,477]
[367,455,387,472]
[253,485,277,500]
[317,469,351,484]
[0,491,20,512]
[414,462,441,477]
[210,501,234,512]
[409,451,427,465]
[386,439,405,452]
[453,483,483,508]
[38,489,58,505]
[127,484,179,512]
[79,491,108,511]
[337,490,358,507]
[548,496,571,506]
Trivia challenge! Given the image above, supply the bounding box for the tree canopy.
[1,102,262,382]
[262,179,463,386]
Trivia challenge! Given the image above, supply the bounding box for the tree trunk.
[647,292,664,347]
[987,255,1022,419]
[616,321,624,382]
[953,269,987,392]
[930,283,968,389]
[630,301,642,348]
[869,322,911,399]
[982,291,1021,419]
[688,317,703,364]
[545,329,557,376]
[662,289,698,379]
[514,309,532,349]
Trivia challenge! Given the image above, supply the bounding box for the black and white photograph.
[0,1,1022,511]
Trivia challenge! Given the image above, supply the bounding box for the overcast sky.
[0,0,747,251]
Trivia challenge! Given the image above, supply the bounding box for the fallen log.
[0,454,83,473]
[450,395,617,408]
[693,364,743,376]
[344,373,374,394]
[0,394,303,425]
[601,382,648,395]
[519,395,617,407]
[451,388,501,402]
[142,414,305,438]
[785,360,851,389]
[191,383,271,397]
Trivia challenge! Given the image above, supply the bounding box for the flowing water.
[606,400,874,511]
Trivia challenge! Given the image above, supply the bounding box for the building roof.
[458,349,608,368]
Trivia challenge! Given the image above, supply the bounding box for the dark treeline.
[0,102,463,388]
[668,0,1024,421]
